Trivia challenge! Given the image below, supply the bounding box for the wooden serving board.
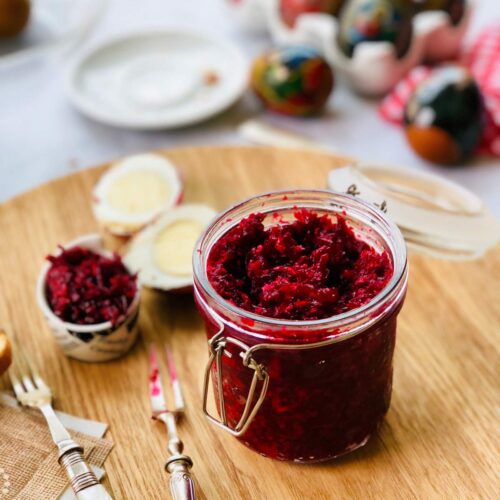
[0,146,498,499]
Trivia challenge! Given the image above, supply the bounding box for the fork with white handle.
[9,355,112,500]
[149,344,196,500]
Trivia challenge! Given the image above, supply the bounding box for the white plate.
[0,0,106,68]
[66,30,249,130]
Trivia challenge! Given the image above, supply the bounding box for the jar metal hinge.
[346,183,387,213]
[202,330,269,437]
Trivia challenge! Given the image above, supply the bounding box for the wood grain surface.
[0,146,498,500]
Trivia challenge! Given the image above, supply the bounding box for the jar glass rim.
[193,189,408,331]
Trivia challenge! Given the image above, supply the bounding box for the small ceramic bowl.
[36,234,141,362]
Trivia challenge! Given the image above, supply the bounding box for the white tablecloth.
[0,0,498,215]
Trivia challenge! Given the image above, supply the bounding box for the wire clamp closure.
[346,183,388,213]
[202,329,269,437]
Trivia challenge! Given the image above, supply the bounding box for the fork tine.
[28,360,50,390]
[8,368,25,398]
[8,343,51,397]
[6,337,26,397]
[165,344,184,411]
[149,343,167,414]
[21,373,35,392]
[16,356,37,392]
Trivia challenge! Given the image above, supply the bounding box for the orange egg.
[0,0,30,37]
[405,125,461,165]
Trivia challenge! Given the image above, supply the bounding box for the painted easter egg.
[337,0,413,59]
[279,0,345,28]
[404,65,484,165]
[251,47,334,116]
[0,0,30,37]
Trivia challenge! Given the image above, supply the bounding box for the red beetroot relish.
[207,209,393,320]
[196,194,407,462]
[45,246,137,326]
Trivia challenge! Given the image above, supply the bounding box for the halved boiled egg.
[123,204,216,291]
[92,153,183,236]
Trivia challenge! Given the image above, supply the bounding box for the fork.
[9,355,112,500]
[149,344,196,500]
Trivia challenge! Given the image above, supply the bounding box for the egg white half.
[123,203,217,291]
[92,153,183,236]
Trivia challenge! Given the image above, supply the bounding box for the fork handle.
[76,484,113,500]
[170,469,195,500]
[166,456,196,500]
[60,449,113,499]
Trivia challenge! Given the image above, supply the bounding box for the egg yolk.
[106,171,170,214]
[153,219,205,276]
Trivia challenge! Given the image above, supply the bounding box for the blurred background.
[0,0,498,213]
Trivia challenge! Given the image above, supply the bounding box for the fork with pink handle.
[149,344,196,500]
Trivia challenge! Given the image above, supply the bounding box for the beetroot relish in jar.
[193,190,408,462]
[207,209,393,321]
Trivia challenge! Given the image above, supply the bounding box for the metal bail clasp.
[346,183,388,213]
[202,332,269,437]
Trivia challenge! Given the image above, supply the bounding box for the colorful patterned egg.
[337,0,413,59]
[251,47,334,116]
[404,66,484,165]
[280,0,345,28]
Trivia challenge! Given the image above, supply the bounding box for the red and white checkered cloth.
[379,23,500,156]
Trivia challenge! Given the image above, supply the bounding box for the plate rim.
[65,28,249,130]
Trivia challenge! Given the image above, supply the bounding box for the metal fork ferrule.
[59,449,100,493]
[57,438,84,459]
[165,454,193,472]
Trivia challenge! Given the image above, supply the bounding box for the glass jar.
[193,190,408,462]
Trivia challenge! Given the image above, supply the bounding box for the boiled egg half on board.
[124,204,216,292]
[92,153,183,236]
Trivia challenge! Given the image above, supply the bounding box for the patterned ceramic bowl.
[36,234,140,362]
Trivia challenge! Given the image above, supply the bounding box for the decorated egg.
[337,0,413,59]
[251,46,334,116]
[414,0,465,25]
[279,0,345,28]
[404,65,484,165]
[0,0,30,37]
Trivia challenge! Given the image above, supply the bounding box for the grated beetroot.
[45,246,137,326]
[207,209,393,320]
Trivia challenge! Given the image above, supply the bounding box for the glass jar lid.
[328,163,500,260]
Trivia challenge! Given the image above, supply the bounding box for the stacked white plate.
[66,30,249,129]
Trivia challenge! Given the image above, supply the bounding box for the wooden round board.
[0,147,498,499]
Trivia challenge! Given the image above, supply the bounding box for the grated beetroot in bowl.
[207,209,393,321]
[45,246,137,326]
